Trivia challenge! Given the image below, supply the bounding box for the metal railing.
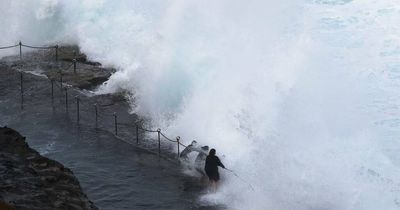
[0,42,189,160]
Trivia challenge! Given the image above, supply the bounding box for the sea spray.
[1,0,400,209]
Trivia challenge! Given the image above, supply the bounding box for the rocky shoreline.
[0,46,215,209]
[1,45,115,90]
[0,126,98,210]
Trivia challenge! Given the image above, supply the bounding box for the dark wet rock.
[0,127,98,210]
[47,63,112,90]
[0,45,115,91]
[58,46,89,63]
[0,45,227,209]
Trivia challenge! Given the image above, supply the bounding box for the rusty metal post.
[94,104,98,128]
[157,129,161,156]
[55,45,58,61]
[73,59,77,73]
[20,72,23,109]
[76,96,80,123]
[59,71,63,90]
[176,136,181,158]
[65,87,68,112]
[51,79,54,103]
[114,112,117,135]
[19,41,22,60]
[136,124,139,144]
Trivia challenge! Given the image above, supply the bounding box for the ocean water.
[0,67,211,209]
[1,0,400,209]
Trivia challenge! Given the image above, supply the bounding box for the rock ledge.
[0,127,98,210]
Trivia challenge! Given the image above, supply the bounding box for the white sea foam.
[1,0,400,209]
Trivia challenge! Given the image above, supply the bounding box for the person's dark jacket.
[204,155,225,181]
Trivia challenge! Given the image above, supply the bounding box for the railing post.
[65,87,68,112]
[55,45,58,61]
[176,136,181,158]
[51,79,54,103]
[136,124,139,144]
[59,71,63,90]
[19,41,22,60]
[76,96,80,123]
[20,72,23,109]
[73,59,77,73]
[157,128,161,156]
[94,104,98,128]
[114,112,117,135]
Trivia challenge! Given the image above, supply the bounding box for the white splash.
[1,0,400,209]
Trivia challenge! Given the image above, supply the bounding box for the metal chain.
[0,44,18,49]
[160,132,177,142]
[2,42,196,153]
[21,44,56,49]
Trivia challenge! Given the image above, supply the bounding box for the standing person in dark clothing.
[204,148,225,191]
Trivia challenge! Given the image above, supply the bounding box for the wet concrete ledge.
[0,46,181,161]
[0,126,98,210]
[0,47,222,209]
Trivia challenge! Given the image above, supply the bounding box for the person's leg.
[211,180,217,192]
[216,180,221,191]
[214,173,220,191]
[207,179,214,192]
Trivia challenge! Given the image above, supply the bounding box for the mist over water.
[2,0,400,209]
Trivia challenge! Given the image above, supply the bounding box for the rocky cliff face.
[0,127,98,210]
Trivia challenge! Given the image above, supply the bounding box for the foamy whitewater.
[2,0,400,209]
